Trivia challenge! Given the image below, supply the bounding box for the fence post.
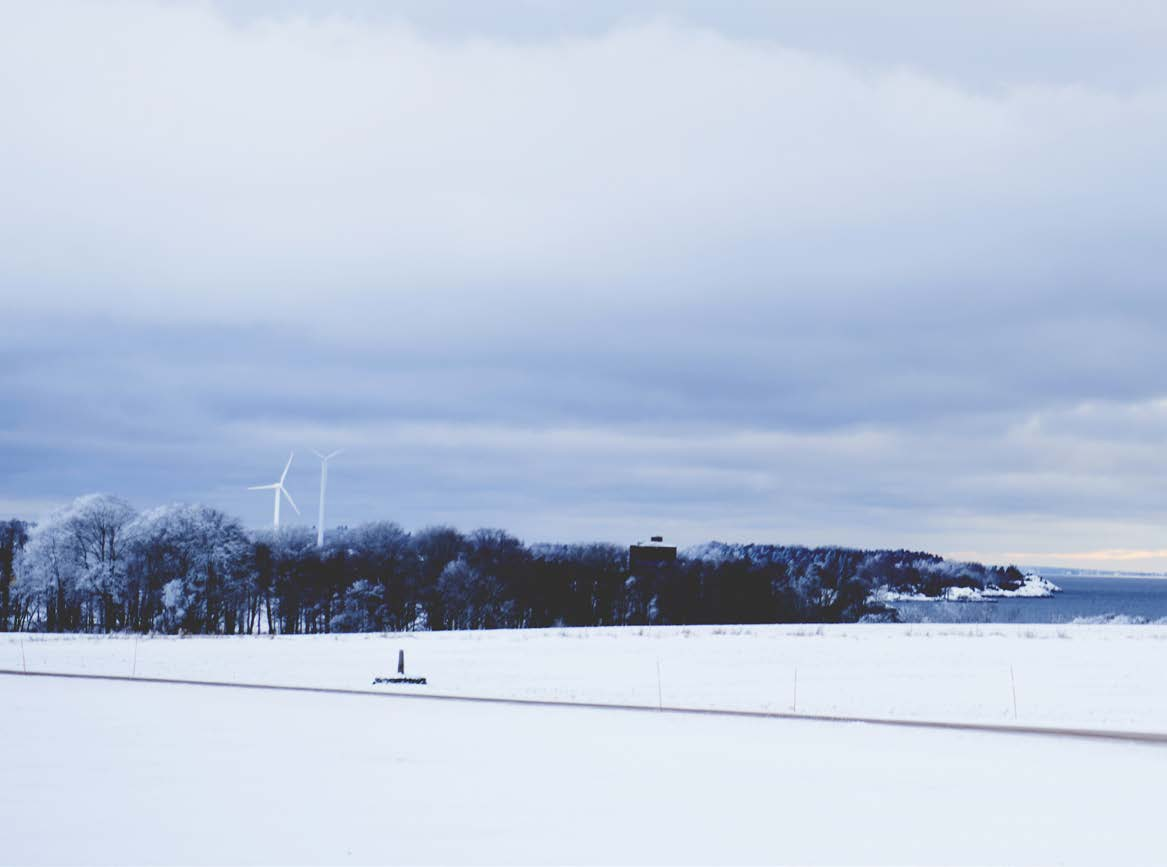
[656,658,663,711]
[1010,664,1018,720]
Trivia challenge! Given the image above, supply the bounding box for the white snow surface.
[5,673,1165,866]
[3,623,1164,730]
[4,624,1167,864]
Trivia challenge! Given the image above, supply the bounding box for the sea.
[890,576,1167,624]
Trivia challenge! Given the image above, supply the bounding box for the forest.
[0,494,1025,634]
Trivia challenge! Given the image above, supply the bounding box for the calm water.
[891,576,1167,624]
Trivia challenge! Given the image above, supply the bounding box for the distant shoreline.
[1026,568,1167,581]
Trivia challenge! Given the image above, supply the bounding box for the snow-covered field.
[4,624,1167,864]
[5,623,1167,731]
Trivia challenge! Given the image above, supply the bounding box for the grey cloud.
[3,2,1167,568]
[214,0,1167,91]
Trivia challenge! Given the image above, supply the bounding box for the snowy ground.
[5,623,1167,731]
[4,673,1166,865]
[4,625,1167,864]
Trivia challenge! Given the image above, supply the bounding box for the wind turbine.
[248,452,300,531]
[313,449,343,547]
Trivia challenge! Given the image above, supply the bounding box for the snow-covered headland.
[872,572,1061,603]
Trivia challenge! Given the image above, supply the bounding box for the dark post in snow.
[373,648,426,686]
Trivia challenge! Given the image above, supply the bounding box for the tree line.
[0,494,1025,634]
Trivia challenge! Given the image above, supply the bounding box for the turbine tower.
[313,449,343,547]
[248,452,300,531]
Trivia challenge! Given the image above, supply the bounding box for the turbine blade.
[326,449,343,461]
[280,452,294,483]
[281,485,300,514]
[248,484,278,490]
[312,449,326,461]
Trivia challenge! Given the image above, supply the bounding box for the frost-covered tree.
[528,542,627,626]
[348,522,413,631]
[70,494,136,630]
[411,525,465,632]
[436,558,502,630]
[1,519,30,631]
[15,494,136,631]
[17,518,72,631]
[249,525,316,634]
[328,579,382,632]
[123,504,251,634]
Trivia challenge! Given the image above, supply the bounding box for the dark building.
[629,535,677,572]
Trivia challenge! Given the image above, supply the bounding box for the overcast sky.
[3,1,1167,568]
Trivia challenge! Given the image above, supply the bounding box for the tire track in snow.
[2,667,1164,746]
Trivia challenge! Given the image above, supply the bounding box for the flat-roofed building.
[629,535,677,572]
